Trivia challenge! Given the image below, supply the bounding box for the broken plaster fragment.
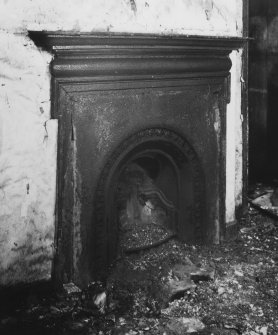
[218,286,225,295]
[93,292,107,313]
[166,317,205,334]
[63,282,81,295]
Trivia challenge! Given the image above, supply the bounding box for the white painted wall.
[0,0,243,285]
[226,50,243,225]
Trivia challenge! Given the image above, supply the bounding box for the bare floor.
[0,207,277,335]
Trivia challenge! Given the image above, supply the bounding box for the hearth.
[30,32,243,287]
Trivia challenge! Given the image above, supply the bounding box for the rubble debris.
[217,286,225,295]
[63,282,82,295]
[124,232,176,254]
[270,188,278,206]
[240,227,254,234]
[248,183,272,200]
[172,261,215,283]
[1,208,278,334]
[166,317,205,334]
[249,183,278,218]
[93,292,107,313]
[163,277,196,303]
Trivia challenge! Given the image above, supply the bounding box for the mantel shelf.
[29,31,246,54]
[29,31,245,79]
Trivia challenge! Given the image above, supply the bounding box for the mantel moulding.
[29,31,245,79]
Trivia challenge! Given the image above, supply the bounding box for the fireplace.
[30,32,243,287]
[97,127,205,260]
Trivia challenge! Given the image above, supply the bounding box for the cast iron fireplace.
[30,32,243,287]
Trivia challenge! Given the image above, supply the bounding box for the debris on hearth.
[166,317,205,334]
[63,282,82,295]
[93,292,107,314]
[1,208,278,334]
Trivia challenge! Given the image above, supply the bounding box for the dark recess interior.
[100,135,204,275]
[116,153,178,252]
[249,0,278,183]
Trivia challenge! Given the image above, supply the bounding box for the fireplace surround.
[30,32,243,286]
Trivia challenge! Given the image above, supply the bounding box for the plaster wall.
[0,0,243,285]
[226,50,243,224]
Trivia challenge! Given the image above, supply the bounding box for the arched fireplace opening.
[117,152,179,254]
[94,128,205,278]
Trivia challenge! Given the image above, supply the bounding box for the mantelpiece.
[30,32,244,287]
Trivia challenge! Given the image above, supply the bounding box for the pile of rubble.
[1,207,278,334]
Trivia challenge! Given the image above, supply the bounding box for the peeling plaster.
[128,0,137,14]
[0,0,242,36]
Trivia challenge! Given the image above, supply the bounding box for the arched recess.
[93,128,205,278]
